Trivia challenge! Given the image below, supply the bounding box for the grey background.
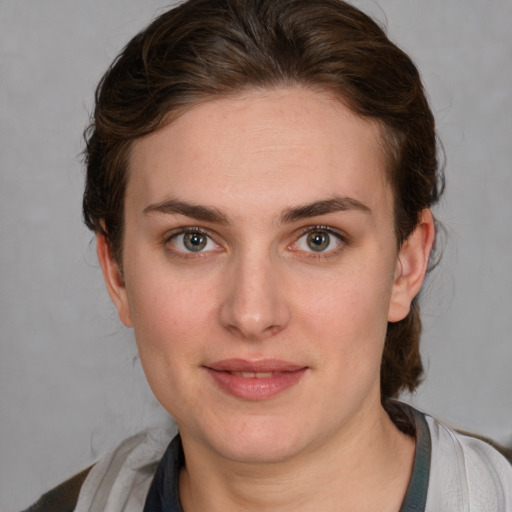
[1,1,511,510]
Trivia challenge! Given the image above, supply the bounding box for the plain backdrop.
[1,1,511,510]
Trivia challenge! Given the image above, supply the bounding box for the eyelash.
[290,225,347,259]
[164,227,221,258]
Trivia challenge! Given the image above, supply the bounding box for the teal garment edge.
[398,405,431,512]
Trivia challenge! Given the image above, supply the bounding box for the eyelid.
[289,225,348,256]
[164,225,206,239]
[295,224,347,242]
[164,226,223,256]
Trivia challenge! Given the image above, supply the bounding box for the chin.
[209,415,313,464]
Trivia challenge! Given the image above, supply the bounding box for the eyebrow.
[280,196,371,223]
[143,199,229,224]
[143,195,370,225]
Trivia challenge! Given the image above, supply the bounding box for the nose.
[219,252,290,340]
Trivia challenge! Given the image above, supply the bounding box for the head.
[83,0,443,402]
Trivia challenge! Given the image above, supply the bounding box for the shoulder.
[75,428,173,512]
[425,413,512,512]
[20,467,92,512]
[21,428,173,512]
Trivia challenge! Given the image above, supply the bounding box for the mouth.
[228,371,277,378]
[204,359,308,400]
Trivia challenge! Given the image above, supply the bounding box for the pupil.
[184,233,206,251]
[307,231,329,251]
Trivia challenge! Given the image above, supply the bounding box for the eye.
[167,229,219,253]
[292,228,343,254]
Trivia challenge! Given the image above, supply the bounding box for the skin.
[98,87,435,511]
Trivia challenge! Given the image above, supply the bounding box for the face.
[99,87,432,464]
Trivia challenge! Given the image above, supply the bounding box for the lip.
[204,358,308,400]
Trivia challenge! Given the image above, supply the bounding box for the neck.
[178,403,415,512]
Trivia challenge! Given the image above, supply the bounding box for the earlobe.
[388,209,435,322]
[96,233,133,327]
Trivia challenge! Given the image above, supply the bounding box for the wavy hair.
[83,0,444,399]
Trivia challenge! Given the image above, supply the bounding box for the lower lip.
[205,368,307,400]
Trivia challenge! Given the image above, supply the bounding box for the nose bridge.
[220,245,289,339]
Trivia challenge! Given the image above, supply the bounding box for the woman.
[25,0,512,510]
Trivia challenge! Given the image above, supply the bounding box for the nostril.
[220,298,290,340]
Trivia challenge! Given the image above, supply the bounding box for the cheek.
[300,262,393,325]
[293,261,394,363]
[124,268,221,416]
[124,262,219,368]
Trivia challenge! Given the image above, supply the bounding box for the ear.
[388,209,435,322]
[96,233,133,327]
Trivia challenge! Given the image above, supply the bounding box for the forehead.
[126,87,392,223]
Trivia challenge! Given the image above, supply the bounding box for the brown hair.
[83,0,444,399]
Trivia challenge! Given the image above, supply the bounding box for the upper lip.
[205,358,306,373]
